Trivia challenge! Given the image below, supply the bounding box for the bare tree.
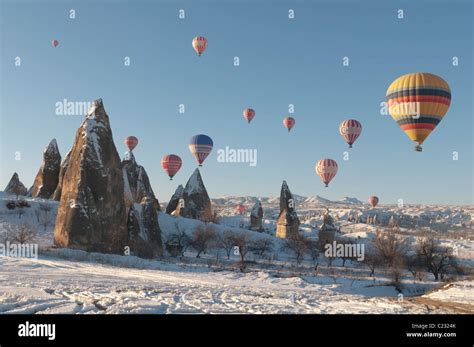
[164,221,191,257]
[249,238,274,259]
[372,229,409,267]
[416,235,457,281]
[308,240,320,270]
[280,233,311,265]
[404,253,425,279]
[190,224,217,258]
[38,203,53,230]
[363,246,380,277]
[17,206,26,219]
[218,230,236,260]
[5,224,37,244]
[328,268,338,284]
[371,229,409,287]
[34,209,40,223]
[337,239,358,267]
[230,233,252,270]
[208,211,221,224]
[11,185,24,200]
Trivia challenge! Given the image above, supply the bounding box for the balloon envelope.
[339,119,362,148]
[243,108,255,123]
[189,134,213,166]
[235,204,246,214]
[192,36,208,56]
[52,40,59,48]
[368,196,379,208]
[161,155,182,180]
[386,73,451,151]
[124,136,138,151]
[315,159,338,187]
[283,117,295,132]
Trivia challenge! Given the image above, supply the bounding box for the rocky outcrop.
[171,168,212,222]
[29,139,61,199]
[276,181,300,238]
[250,200,263,231]
[4,172,27,197]
[53,150,71,201]
[126,197,164,258]
[166,185,184,214]
[318,209,337,249]
[122,151,160,210]
[53,99,128,253]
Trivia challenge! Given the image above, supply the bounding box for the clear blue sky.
[1,0,472,205]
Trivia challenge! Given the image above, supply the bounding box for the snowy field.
[0,194,472,314]
[1,250,472,314]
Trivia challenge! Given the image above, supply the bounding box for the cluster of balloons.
[311,119,362,188]
[124,133,214,180]
[119,36,451,207]
[243,108,296,132]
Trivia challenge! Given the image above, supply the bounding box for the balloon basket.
[415,145,423,152]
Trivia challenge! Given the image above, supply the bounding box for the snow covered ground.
[0,194,472,314]
[1,250,472,314]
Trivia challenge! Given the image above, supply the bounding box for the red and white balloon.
[315,159,338,187]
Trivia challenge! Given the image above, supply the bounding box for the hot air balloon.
[192,36,208,57]
[235,204,246,215]
[52,39,59,48]
[368,196,379,208]
[386,73,451,152]
[124,136,138,151]
[189,134,213,166]
[243,108,255,124]
[161,155,182,180]
[339,119,362,148]
[283,117,295,132]
[315,159,338,187]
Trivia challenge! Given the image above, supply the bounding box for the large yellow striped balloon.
[386,73,451,151]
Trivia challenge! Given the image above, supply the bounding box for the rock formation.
[318,208,337,249]
[52,150,71,201]
[171,168,212,222]
[4,172,27,197]
[166,184,184,214]
[125,198,163,259]
[122,151,160,210]
[29,139,61,199]
[119,135,164,258]
[276,181,300,238]
[250,200,263,231]
[54,99,128,253]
